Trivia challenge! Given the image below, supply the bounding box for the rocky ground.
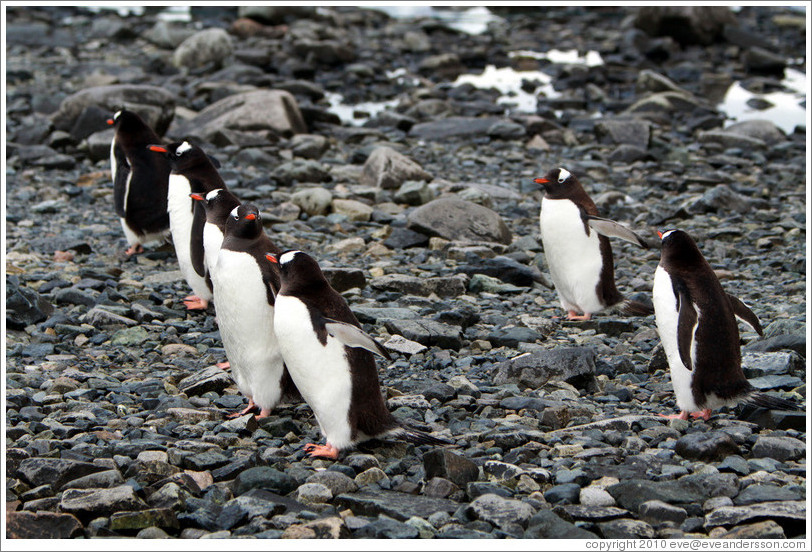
[5,5,807,540]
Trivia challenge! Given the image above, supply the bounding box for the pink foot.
[304,442,339,459]
[125,244,144,256]
[689,409,712,421]
[183,296,209,310]
[216,361,231,370]
[226,398,257,419]
[659,411,689,420]
[255,408,271,420]
[566,310,592,321]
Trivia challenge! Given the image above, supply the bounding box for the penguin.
[147,140,222,310]
[191,188,242,371]
[267,249,449,459]
[107,109,171,256]
[652,229,798,420]
[535,167,653,321]
[212,203,299,418]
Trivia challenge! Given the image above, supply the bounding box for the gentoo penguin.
[535,167,653,321]
[191,188,242,371]
[212,203,299,418]
[107,109,171,256]
[147,140,222,310]
[653,229,797,420]
[268,249,448,459]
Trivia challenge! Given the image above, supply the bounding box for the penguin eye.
[558,175,566,183]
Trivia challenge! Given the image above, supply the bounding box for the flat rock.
[599,518,656,539]
[361,146,432,189]
[172,28,233,69]
[466,493,535,529]
[595,117,652,149]
[524,510,598,539]
[492,347,597,392]
[383,334,428,355]
[370,273,467,298]
[407,197,512,245]
[178,366,233,396]
[704,501,805,530]
[17,457,107,489]
[383,319,463,350]
[334,490,458,521]
[674,431,741,462]
[751,435,806,462]
[423,449,479,487]
[409,116,503,140]
[6,511,83,539]
[58,485,148,522]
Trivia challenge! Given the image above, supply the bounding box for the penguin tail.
[746,391,802,412]
[389,425,452,447]
[619,298,654,317]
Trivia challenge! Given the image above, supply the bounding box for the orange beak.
[657,231,664,239]
[244,213,256,221]
[106,118,115,125]
[148,145,168,153]
[266,253,278,264]
[534,177,549,184]
[190,193,204,201]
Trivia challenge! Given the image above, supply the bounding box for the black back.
[539,167,623,307]
[276,250,398,438]
[110,109,170,234]
[660,230,751,405]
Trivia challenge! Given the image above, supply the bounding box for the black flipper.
[585,215,650,249]
[676,288,697,371]
[190,200,207,278]
[727,293,763,336]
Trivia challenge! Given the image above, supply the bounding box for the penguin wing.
[586,216,649,249]
[112,143,130,218]
[324,318,392,360]
[190,201,208,278]
[676,288,698,371]
[726,293,763,336]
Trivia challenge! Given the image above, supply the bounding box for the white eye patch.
[113,110,122,120]
[279,250,300,265]
[557,168,571,183]
[661,230,676,239]
[176,141,193,155]
[229,206,239,219]
[206,189,222,201]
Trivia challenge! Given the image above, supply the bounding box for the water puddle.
[367,6,502,35]
[717,68,807,134]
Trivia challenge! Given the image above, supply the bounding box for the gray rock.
[524,510,598,539]
[238,6,316,23]
[633,6,736,45]
[291,134,328,159]
[608,479,705,512]
[638,500,688,526]
[407,198,512,245]
[233,467,298,496]
[704,501,805,529]
[296,483,332,506]
[6,277,54,330]
[423,449,479,487]
[109,508,179,533]
[361,146,432,190]
[82,306,137,327]
[744,335,805,357]
[382,228,430,250]
[60,469,124,491]
[322,267,366,293]
[697,131,767,150]
[748,375,804,390]
[734,484,802,505]
[725,119,786,145]
[172,28,233,69]
[290,187,332,216]
[466,493,535,529]
[544,483,581,504]
[492,347,597,392]
[383,335,428,355]
[674,431,741,462]
[751,435,805,462]
[721,520,787,539]
[394,180,435,205]
[110,326,149,347]
[579,486,616,507]
[51,85,175,138]
[58,485,149,522]
[409,116,503,140]
[744,47,787,74]
[636,70,687,94]
[178,366,233,396]
[354,517,419,539]
[424,477,458,498]
[383,319,463,350]
[686,184,763,214]
[17,457,107,489]
[305,470,358,496]
[143,20,196,48]
[469,274,524,294]
[274,160,331,186]
[370,273,467,298]
[742,351,805,377]
[331,199,373,222]
[626,91,709,114]
[173,90,306,143]
[334,490,458,521]
[599,518,656,539]
[487,120,526,139]
[595,118,652,149]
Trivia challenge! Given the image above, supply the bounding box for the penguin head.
[224,203,263,240]
[658,228,704,265]
[107,108,145,130]
[147,140,210,172]
[266,250,326,286]
[533,167,580,198]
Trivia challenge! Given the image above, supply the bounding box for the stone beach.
[5,5,807,540]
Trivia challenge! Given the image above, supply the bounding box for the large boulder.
[492,347,597,392]
[171,89,307,143]
[407,197,512,245]
[172,28,233,70]
[51,85,175,139]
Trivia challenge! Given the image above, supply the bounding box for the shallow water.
[718,68,807,134]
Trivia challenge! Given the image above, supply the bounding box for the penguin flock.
[108,108,800,459]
